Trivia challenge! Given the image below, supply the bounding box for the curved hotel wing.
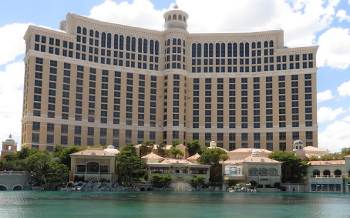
[21,8,317,151]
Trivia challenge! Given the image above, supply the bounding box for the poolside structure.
[70,145,119,182]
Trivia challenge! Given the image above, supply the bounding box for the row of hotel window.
[30,121,313,151]
[32,58,158,126]
[32,58,313,128]
[34,30,160,70]
[191,74,313,129]
[191,42,313,73]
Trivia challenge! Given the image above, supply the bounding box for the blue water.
[0,191,349,218]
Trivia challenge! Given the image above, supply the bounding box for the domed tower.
[1,134,17,159]
[163,5,188,31]
[162,5,189,145]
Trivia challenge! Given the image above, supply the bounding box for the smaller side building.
[222,150,282,189]
[307,155,350,192]
[1,134,17,159]
[142,152,210,183]
[70,145,119,183]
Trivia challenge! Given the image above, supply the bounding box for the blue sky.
[0,0,350,151]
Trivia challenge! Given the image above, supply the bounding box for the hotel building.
[22,7,317,151]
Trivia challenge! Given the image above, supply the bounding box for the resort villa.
[222,148,282,189]
[142,152,210,183]
[70,145,119,182]
[307,157,350,193]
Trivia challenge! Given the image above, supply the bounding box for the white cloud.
[317,27,350,69]
[89,0,340,47]
[89,0,165,30]
[0,61,24,147]
[317,89,334,103]
[337,80,350,96]
[336,9,350,22]
[0,23,29,65]
[317,107,345,123]
[319,117,350,152]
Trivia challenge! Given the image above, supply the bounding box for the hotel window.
[61,63,71,120]
[88,68,96,123]
[113,129,119,147]
[205,78,212,128]
[229,133,236,150]
[47,60,57,118]
[217,78,224,128]
[125,73,134,126]
[138,74,145,126]
[33,58,43,116]
[100,70,109,124]
[75,65,84,121]
[113,71,121,124]
[192,78,200,128]
[241,78,248,128]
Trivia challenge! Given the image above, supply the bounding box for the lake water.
[0,191,349,218]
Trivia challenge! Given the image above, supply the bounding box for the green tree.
[54,145,82,167]
[172,140,181,146]
[187,140,202,156]
[116,145,146,186]
[169,147,184,159]
[190,176,205,189]
[25,151,69,190]
[199,148,228,165]
[269,151,308,183]
[151,174,172,188]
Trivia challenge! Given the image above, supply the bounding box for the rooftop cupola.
[163,5,188,31]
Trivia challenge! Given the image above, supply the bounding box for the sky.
[0,0,350,152]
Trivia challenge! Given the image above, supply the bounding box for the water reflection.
[0,191,349,218]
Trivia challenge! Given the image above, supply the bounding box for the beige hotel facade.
[21,7,318,151]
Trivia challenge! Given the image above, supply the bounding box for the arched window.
[107,33,111,48]
[197,43,202,57]
[312,169,320,177]
[173,14,177,20]
[184,17,186,22]
[204,43,209,57]
[245,42,249,57]
[239,42,244,57]
[178,15,182,20]
[87,162,99,173]
[323,170,331,177]
[114,34,119,49]
[177,38,181,45]
[143,39,148,53]
[269,40,274,47]
[13,185,22,191]
[131,37,136,52]
[89,29,94,37]
[0,185,7,191]
[252,42,256,49]
[233,43,237,57]
[101,32,106,47]
[82,27,87,35]
[76,26,81,34]
[126,36,131,51]
[192,43,196,57]
[155,41,159,55]
[149,40,154,54]
[334,169,342,177]
[95,31,99,38]
[209,43,214,57]
[168,15,171,20]
[228,43,232,57]
[215,43,220,57]
[264,41,268,48]
[138,38,143,53]
[221,43,226,57]
[119,35,124,50]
